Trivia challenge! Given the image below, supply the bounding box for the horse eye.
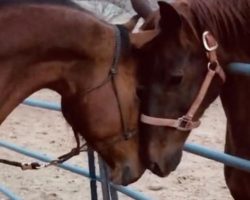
[169,75,183,85]
[137,85,146,98]
[137,85,146,91]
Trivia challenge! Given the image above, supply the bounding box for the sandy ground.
[0,2,234,200]
[0,90,232,200]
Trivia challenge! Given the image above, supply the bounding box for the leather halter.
[141,31,226,131]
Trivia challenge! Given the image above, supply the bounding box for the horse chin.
[149,162,178,177]
[108,165,142,186]
[147,150,182,177]
[148,162,171,177]
[108,167,126,185]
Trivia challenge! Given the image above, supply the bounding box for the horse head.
[132,1,225,176]
[58,17,144,185]
[0,2,144,185]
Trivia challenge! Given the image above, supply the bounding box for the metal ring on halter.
[175,115,201,132]
[202,31,218,52]
[207,61,219,72]
[207,61,226,82]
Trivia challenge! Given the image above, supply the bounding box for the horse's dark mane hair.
[185,0,250,52]
[0,0,84,10]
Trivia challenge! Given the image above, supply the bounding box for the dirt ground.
[0,90,233,200]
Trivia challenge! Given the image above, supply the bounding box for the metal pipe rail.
[2,140,250,199]
[23,98,61,111]
[4,61,250,199]
[0,140,152,200]
[0,184,21,200]
[184,143,250,172]
[228,63,250,75]
[22,98,250,173]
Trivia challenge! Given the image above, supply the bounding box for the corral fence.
[0,99,152,200]
[1,63,250,200]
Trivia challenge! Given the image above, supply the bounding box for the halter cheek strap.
[80,25,136,140]
[141,31,226,131]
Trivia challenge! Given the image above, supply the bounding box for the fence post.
[87,148,98,200]
[98,156,119,200]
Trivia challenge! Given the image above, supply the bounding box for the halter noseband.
[141,31,226,131]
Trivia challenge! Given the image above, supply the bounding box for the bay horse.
[131,0,250,198]
[0,0,145,185]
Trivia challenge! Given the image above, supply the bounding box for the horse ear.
[130,30,159,48]
[131,0,153,19]
[140,10,160,31]
[158,1,182,33]
[120,15,140,32]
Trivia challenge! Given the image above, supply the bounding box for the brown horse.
[0,0,146,185]
[131,0,250,198]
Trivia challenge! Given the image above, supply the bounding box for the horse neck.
[0,60,64,122]
[178,0,250,128]
[0,4,115,124]
[178,0,250,64]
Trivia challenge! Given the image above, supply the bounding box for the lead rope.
[0,128,87,170]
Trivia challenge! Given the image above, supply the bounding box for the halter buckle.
[110,67,118,75]
[176,116,193,131]
[202,31,218,52]
[123,129,137,140]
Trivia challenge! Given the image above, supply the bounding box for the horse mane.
[0,0,84,10]
[183,0,250,54]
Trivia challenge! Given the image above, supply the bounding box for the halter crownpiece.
[80,25,135,141]
[141,31,226,132]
